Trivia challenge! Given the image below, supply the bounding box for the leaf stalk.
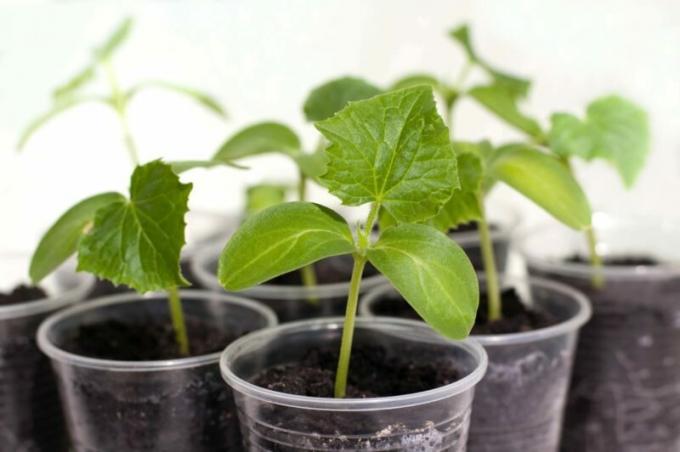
[167,287,190,356]
[477,197,502,321]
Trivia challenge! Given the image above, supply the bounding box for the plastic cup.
[192,243,385,322]
[361,275,591,452]
[518,213,680,451]
[38,291,277,452]
[221,317,488,451]
[0,254,93,452]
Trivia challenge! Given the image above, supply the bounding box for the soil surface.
[370,289,559,335]
[0,284,47,306]
[565,254,660,266]
[61,317,242,360]
[254,344,460,398]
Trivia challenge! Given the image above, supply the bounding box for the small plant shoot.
[18,17,227,166]
[219,86,479,398]
[30,160,193,355]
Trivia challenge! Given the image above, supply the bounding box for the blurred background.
[1,0,678,255]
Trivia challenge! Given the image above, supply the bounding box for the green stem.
[334,254,366,398]
[104,60,140,166]
[167,287,190,356]
[297,170,307,202]
[586,226,605,289]
[359,202,379,249]
[477,198,502,321]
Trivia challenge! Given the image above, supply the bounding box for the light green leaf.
[127,81,227,118]
[169,159,247,174]
[391,73,457,108]
[219,202,355,290]
[245,184,287,217]
[295,150,328,179]
[491,144,591,229]
[449,24,477,61]
[77,160,192,292]
[430,152,483,231]
[378,207,398,231]
[214,122,301,162]
[53,64,96,101]
[30,192,125,283]
[316,86,459,223]
[367,223,478,339]
[303,76,382,122]
[95,17,133,61]
[453,140,498,192]
[548,95,649,187]
[17,97,111,150]
[468,84,543,138]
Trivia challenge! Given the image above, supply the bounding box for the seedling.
[30,160,194,355]
[219,86,479,397]
[18,17,226,166]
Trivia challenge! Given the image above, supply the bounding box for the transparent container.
[0,254,93,452]
[192,243,386,323]
[221,317,488,451]
[361,276,591,452]
[518,213,680,452]
[38,291,277,452]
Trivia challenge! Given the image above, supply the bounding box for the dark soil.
[565,254,660,266]
[0,284,47,306]
[370,289,559,335]
[253,344,460,398]
[62,317,243,361]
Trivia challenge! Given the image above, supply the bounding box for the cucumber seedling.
[18,17,227,166]
[30,160,194,355]
[219,86,479,397]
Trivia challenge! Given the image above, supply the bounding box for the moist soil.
[0,284,47,306]
[565,254,659,267]
[370,288,559,335]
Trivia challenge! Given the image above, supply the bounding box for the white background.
[1,0,679,257]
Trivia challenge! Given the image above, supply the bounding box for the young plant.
[18,17,226,166]
[219,86,479,397]
[29,160,194,355]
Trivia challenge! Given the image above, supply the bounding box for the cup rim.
[37,290,278,372]
[220,317,488,411]
[516,213,680,280]
[360,274,592,346]
[191,242,386,299]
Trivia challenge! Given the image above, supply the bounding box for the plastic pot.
[0,255,93,452]
[38,291,277,452]
[192,244,385,323]
[361,276,591,452]
[519,214,680,452]
[221,317,488,451]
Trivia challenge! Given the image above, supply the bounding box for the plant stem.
[167,287,190,356]
[104,60,140,166]
[334,255,366,398]
[297,170,307,201]
[359,202,379,249]
[477,197,502,321]
[586,226,605,289]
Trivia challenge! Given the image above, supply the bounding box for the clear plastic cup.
[0,254,93,452]
[221,317,488,451]
[37,290,277,452]
[192,243,386,322]
[361,275,591,452]
[518,213,680,452]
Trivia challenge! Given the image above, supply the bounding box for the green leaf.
[53,64,96,101]
[390,73,440,91]
[77,160,192,292]
[449,24,477,61]
[548,95,650,187]
[430,152,483,231]
[453,140,498,192]
[128,81,227,118]
[303,76,382,122]
[219,202,355,290]
[17,97,111,150]
[245,184,287,217]
[295,150,328,179]
[468,84,543,138]
[214,122,301,162]
[367,223,478,339]
[95,17,133,61]
[316,85,459,223]
[491,144,592,229]
[169,159,247,174]
[29,192,125,283]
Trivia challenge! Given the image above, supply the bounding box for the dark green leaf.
[430,152,483,231]
[169,159,247,174]
[214,122,301,162]
[128,81,227,118]
[295,150,328,178]
[468,84,543,138]
[77,160,192,292]
[219,202,355,290]
[245,184,287,217]
[316,86,459,223]
[490,144,592,229]
[303,76,382,122]
[95,17,133,61]
[367,223,478,339]
[30,192,125,283]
